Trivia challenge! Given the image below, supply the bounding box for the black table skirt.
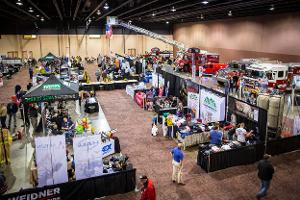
[197,144,264,172]
[2,169,136,200]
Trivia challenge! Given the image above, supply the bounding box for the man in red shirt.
[140,175,156,200]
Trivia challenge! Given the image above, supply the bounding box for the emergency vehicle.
[287,63,300,90]
[242,63,289,93]
[177,48,220,74]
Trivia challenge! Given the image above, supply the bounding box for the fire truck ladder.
[118,20,185,52]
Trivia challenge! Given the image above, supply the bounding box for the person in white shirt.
[235,123,247,145]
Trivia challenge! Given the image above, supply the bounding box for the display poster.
[35,135,68,187]
[50,135,68,185]
[73,135,103,180]
[152,73,158,87]
[294,116,300,136]
[200,89,225,123]
[187,92,200,119]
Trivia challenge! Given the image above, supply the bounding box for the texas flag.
[106,24,113,39]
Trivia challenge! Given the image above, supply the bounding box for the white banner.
[200,89,225,123]
[152,73,158,87]
[187,92,200,119]
[101,139,115,158]
[35,135,68,187]
[73,135,103,180]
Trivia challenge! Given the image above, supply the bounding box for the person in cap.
[171,143,184,185]
[256,154,275,199]
[140,175,156,200]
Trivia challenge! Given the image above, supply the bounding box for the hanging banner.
[187,92,200,119]
[35,135,68,187]
[73,135,103,180]
[294,116,300,136]
[200,89,225,123]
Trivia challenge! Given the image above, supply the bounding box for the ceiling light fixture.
[104,3,109,10]
[152,12,156,17]
[166,21,169,24]
[36,14,40,17]
[228,10,232,17]
[28,7,34,13]
[202,1,209,5]
[171,6,176,12]
[97,10,101,15]
[270,5,275,11]
[201,14,204,19]
[40,17,45,22]
[16,0,23,6]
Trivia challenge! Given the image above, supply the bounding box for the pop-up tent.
[23,74,79,103]
[39,52,59,62]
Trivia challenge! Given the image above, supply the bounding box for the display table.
[177,131,210,150]
[197,144,264,172]
[3,168,136,200]
[80,80,138,91]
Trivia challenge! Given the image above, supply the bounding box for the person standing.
[256,154,275,199]
[0,103,7,128]
[29,104,39,136]
[7,96,18,129]
[140,175,156,200]
[171,143,184,185]
[209,126,223,146]
[29,67,33,79]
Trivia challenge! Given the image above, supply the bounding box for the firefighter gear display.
[0,128,12,164]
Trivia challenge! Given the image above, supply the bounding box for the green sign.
[43,84,61,91]
[24,95,56,103]
[203,96,217,111]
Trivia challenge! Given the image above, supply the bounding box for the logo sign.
[101,140,115,157]
[43,84,61,91]
[6,187,60,200]
[203,96,217,111]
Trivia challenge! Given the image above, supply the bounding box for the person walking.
[0,103,7,128]
[7,96,18,129]
[256,154,275,199]
[171,143,184,185]
[140,175,156,200]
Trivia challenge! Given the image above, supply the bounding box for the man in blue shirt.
[209,126,223,145]
[171,143,184,185]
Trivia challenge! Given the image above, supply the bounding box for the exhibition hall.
[0,0,300,200]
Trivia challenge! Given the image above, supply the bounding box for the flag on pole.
[106,24,113,39]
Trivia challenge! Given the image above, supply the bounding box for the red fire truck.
[177,48,220,75]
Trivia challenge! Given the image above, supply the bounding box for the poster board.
[73,135,103,180]
[101,139,115,158]
[200,88,225,123]
[35,135,68,187]
[187,92,200,119]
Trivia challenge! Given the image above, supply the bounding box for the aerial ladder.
[108,17,185,53]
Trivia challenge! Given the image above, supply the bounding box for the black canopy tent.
[23,75,79,103]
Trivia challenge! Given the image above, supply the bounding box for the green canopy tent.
[39,52,59,62]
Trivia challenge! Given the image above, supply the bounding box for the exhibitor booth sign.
[200,88,225,123]
[187,92,200,119]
